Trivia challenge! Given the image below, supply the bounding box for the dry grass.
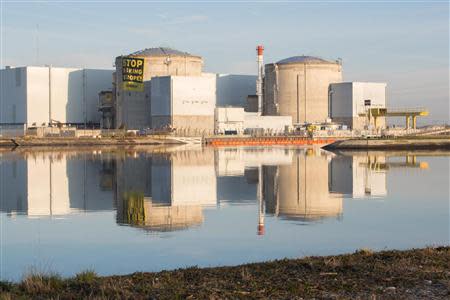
[21,271,63,295]
[74,269,98,284]
[1,247,449,299]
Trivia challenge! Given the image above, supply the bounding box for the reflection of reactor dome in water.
[270,151,343,221]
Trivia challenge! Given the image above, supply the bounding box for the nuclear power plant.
[0,45,431,139]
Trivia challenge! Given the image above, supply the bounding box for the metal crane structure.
[359,107,429,129]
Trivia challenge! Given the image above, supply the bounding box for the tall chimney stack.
[256,45,264,116]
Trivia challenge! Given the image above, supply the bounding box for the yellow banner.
[122,56,145,92]
[122,81,144,92]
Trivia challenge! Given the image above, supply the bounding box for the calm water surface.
[1,146,449,281]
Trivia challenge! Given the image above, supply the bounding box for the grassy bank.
[1,247,449,299]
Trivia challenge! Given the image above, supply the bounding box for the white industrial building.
[329,82,387,130]
[151,74,217,134]
[215,107,245,135]
[215,107,292,135]
[0,66,113,127]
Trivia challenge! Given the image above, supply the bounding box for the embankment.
[1,247,449,299]
[0,137,183,148]
[324,137,450,150]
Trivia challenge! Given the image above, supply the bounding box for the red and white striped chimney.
[256,45,264,116]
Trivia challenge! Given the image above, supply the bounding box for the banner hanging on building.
[122,56,145,92]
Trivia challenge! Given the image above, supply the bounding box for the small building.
[329,82,387,131]
[0,66,113,127]
[214,107,292,135]
[215,107,245,135]
[151,74,216,135]
[244,114,292,135]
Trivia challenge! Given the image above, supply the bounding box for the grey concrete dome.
[129,47,200,58]
[277,55,336,65]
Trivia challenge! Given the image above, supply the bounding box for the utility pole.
[48,65,52,126]
[83,69,87,131]
[35,24,39,65]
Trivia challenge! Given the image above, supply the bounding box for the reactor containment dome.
[115,47,204,129]
[264,55,342,124]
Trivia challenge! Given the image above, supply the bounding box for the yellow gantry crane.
[359,107,429,129]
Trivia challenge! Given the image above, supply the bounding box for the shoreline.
[0,136,183,148]
[323,136,450,151]
[1,247,449,299]
[1,135,450,151]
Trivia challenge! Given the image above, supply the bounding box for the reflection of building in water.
[215,147,293,205]
[68,157,114,211]
[117,193,203,232]
[116,148,216,231]
[329,154,387,197]
[0,153,114,217]
[153,149,217,206]
[329,153,429,198]
[264,149,343,221]
[215,147,294,177]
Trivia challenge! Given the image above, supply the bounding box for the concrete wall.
[264,62,342,124]
[150,76,171,117]
[216,74,256,107]
[172,116,215,134]
[244,115,292,132]
[26,67,52,126]
[115,80,151,129]
[0,67,28,124]
[172,75,216,116]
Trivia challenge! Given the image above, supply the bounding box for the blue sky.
[1,1,449,123]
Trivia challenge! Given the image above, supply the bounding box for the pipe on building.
[48,65,52,126]
[328,88,334,119]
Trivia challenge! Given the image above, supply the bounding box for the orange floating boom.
[205,137,335,147]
